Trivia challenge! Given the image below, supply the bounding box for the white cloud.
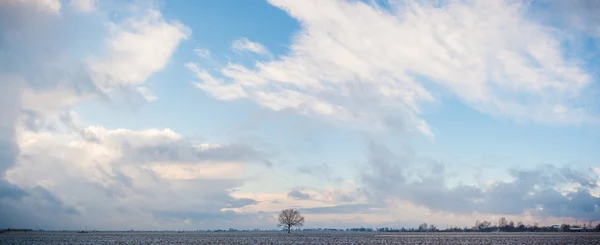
[186,62,249,100]
[189,0,596,138]
[1,2,190,118]
[232,37,270,56]
[136,86,158,102]
[193,47,211,58]
[69,0,95,13]
[0,1,266,230]
[90,9,191,90]
[2,0,62,14]
[149,162,247,180]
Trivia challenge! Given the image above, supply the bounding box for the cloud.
[188,0,598,139]
[193,47,211,58]
[135,86,158,102]
[288,189,312,200]
[0,2,229,230]
[1,123,271,229]
[69,0,95,13]
[297,162,343,183]
[89,8,191,90]
[0,75,23,175]
[301,203,375,214]
[1,1,188,115]
[232,37,270,56]
[186,62,249,100]
[2,0,62,15]
[360,139,600,220]
[227,198,259,208]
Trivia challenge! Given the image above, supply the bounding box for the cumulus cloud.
[188,0,598,139]
[89,8,191,90]
[1,0,188,115]
[0,1,227,230]
[360,139,600,220]
[2,124,269,229]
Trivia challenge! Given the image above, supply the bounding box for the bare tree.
[277,208,305,233]
[498,217,507,228]
[478,220,491,230]
[517,221,524,229]
[429,224,436,232]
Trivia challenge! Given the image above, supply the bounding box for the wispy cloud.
[193,47,211,58]
[189,0,598,140]
[232,37,271,56]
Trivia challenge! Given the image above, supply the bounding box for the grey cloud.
[226,198,259,208]
[149,209,265,228]
[0,180,27,200]
[0,185,80,228]
[325,190,359,204]
[287,189,312,200]
[1,2,254,231]
[30,186,79,215]
[533,0,600,35]
[297,162,343,183]
[361,139,600,220]
[59,112,101,143]
[301,204,375,214]
[0,76,23,175]
[129,141,266,164]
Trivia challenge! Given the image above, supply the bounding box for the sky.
[0,0,599,230]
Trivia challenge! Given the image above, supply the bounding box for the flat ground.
[1,231,599,244]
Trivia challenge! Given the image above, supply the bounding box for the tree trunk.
[288,225,291,233]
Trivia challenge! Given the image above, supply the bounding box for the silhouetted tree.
[277,208,305,233]
[498,217,507,229]
[517,221,525,230]
[478,220,491,230]
[595,223,600,231]
[418,223,428,231]
[429,224,436,232]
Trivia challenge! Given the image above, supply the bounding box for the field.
[1,231,600,244]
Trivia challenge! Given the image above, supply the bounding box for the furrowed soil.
[1,231,599,244]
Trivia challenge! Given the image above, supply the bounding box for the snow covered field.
[2,231,599,244]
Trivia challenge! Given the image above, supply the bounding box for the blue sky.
[1,0,599,230]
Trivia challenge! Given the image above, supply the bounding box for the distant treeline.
[332,218,600,233]
[0,228,34,233]
[4,219,599,233]
[196,222,600,233]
